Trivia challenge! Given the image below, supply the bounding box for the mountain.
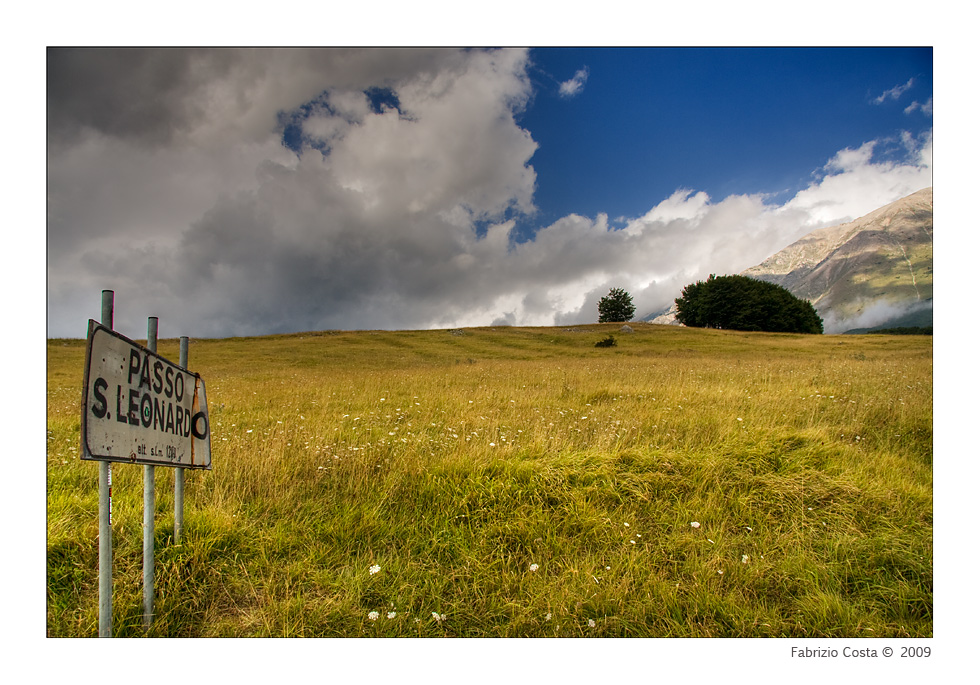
[648,188,933,333]
[742,187,932,332]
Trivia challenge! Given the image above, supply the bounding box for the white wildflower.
[368,611,379,621]
[742,554,749,564]
[369,564,381,575]
[545,612,552,621]
[588,619,596,628]
[691,521,701,529]
[529,563,539,572]
[387,611,397,619]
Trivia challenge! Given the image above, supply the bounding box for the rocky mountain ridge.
[648,187,933,333]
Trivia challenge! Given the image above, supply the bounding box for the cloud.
[821,298,932,334]
[46,48,458,148]
[47,48,933,339]
[781,135,932,226]
[47,48,539,337]
[873,77,915,104]
[904,97,933,116]
[559,67,589,98]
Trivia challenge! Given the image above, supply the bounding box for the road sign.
[81,320,211,469]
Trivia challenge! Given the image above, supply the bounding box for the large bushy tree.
[674,274,823,334]
[597,287,636,323]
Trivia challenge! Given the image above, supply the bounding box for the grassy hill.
[47,323,932,637]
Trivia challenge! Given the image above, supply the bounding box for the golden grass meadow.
[46,323,932,638]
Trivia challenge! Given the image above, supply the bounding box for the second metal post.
[143,316,158,630]
[175,336,188,544]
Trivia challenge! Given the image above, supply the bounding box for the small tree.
[597,287,636,323]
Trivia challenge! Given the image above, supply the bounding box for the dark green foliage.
[594,335,617,348]
[597,287,636,323]
[675,274,823,334]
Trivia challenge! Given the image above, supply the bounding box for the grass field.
[46,323,932,637]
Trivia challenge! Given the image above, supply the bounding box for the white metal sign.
[81,320,211,469]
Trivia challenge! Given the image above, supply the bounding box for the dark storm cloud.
[48,48,221,145]
[47,47,461,147]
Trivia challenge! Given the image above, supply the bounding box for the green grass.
[46,323,932,637]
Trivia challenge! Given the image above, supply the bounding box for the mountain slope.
[649,188,933,332]
[741,187,932,332]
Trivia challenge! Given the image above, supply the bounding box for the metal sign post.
[98,290,114,638]
[175,336,189,544]
[81,298,211,636]
[144,317,158,629]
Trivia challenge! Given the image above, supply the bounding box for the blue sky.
[516,47,933,235]
[46,47,933,338]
